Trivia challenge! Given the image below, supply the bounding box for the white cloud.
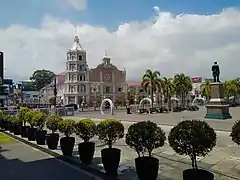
[1,7,240,81]
[63,0,87,10]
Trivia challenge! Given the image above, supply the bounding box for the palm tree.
[173,73,192,107]
[200,79,211,102]
[162,77,175,111]
[141,69,161,108]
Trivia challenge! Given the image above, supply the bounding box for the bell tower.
[64,30,90,105]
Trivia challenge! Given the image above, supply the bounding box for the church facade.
[41,35,127,105]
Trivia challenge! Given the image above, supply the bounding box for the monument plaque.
[205,62,232,119]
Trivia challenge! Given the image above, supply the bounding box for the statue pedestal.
[205,83,232,119]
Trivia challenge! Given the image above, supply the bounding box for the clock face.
[104,74,110,81]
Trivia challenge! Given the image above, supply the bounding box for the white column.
[75,96,78,104]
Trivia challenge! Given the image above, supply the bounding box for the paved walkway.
[0,142,102,180]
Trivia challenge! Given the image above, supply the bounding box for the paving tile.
[211,159,239,174]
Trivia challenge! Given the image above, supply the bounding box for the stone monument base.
[205,82,232,120]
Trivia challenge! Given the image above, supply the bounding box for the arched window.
[79,55,82,60]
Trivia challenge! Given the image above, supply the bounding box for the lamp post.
[124,85,129,107]
[91,84,99,111]
[51,77,57,114]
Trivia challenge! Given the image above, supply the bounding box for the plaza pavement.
[0,140,103,180]
[74,106,240,132]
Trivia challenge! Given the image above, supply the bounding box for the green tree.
[200,79,211,101]
[30,69,55,90]
[173,73,192,107]
[141,69,161,108]
[162,77,175,111]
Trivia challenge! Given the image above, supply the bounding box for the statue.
[211,61,220,82]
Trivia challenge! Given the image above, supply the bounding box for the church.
[41,34,128,106]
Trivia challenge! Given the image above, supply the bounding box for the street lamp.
[50,77,57,114]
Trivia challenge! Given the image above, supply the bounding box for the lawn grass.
[0,133,17,145]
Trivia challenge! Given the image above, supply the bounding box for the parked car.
[64,103,78,111]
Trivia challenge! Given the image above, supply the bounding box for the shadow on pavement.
[0,146,100,180]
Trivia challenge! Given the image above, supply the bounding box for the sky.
[0,0,240,81]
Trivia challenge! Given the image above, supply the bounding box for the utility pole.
[53,77,57,114]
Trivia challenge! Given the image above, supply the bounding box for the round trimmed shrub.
[46,114,63,134]
[75,118,96,142]
[24,110,36,127]
[230,120,240,145]
[97,118,124,148]
[126,121,166,157]
[58,119,75,137]
[168,120,216,169]
[33,111,47,131]
[19,107,30,125]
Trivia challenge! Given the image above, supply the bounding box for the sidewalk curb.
[1,130,117,180]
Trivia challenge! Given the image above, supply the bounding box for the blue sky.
[0,0,240,30]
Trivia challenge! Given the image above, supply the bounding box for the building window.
[80,76,82,81]
[79,55,82,60]
[83,75,85,81]
[79,65,82,71]
[70,86,74,93]
[106,87,110,93]
[118,87,122,92]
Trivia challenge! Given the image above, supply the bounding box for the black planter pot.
[21,126,30,138]
[0,118,3,128]
[36,130,47,145]
[135,156,159,180]
[183,169,214,180]
[27,127,37,141]
[13,124,22,135]
[4,122,9,130]
[9,123,14,133]
[101,148,121,177]
[46,133,59,150]
[60,137,75,156]
[78,142,95,164]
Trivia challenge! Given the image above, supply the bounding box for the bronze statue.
[211,61,220,82]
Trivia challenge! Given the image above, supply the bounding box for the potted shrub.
[96,118,124,177]
[0,110,4,129]
[58,119,76,156]
[8,116,15,133]
[19,107,30,137]
[3,115,11,131]
[126,121,166,180]
[230,120,240,145]
[12,116,22,135]
[25,110,37,141]
[46,114,62,150]
[75,118,96,164]
[33,111,47,145]
[168,120,216,180]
